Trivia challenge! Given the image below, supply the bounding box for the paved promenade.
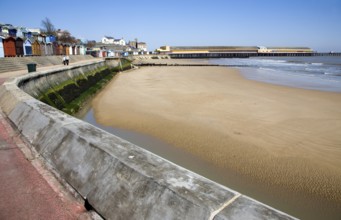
[0,58,101,84]
[0,58,100,220]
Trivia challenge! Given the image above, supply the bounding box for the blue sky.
[1,0,340,51]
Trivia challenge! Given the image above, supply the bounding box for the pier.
[169,52,341,59]
[157,46,341,59]
[135,63,222,67]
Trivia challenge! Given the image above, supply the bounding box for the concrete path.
[0,59,101,220]
[0,58,102,83]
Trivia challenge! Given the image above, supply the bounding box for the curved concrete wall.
[0,62,296,220]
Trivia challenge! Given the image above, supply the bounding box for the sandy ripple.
[92,66,341,219]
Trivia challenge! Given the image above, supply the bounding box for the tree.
[41,17,56,35]
[58,30,77,43]
[86,40,96,49]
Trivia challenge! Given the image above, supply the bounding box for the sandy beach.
[91,61,341,219]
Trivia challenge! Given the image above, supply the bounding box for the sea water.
[209,56,341,92]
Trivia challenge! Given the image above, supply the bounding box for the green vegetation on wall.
[39,59,132,115]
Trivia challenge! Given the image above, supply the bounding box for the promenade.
[0,57,100,220]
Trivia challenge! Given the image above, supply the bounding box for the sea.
[209,56,341,92]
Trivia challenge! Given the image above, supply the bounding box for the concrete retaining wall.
[0,61,297,220]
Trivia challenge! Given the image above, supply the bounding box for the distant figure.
[66,55,70,65]
[62,55,66,65]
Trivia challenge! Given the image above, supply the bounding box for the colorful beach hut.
[64,44,70,55]
[15,37,24,57]
[52,42,59,55]
[45,42,53,55]
[40,42,46,56]
[76,45,81,55]
[24,38,32,56]
[79,45,86,55]
[71,45,75,55]
[58,43,64,55]
[3,37,16,57]
[32,40,41,56]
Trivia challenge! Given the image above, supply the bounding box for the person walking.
[62,55,66,65]
[66,55,70,65]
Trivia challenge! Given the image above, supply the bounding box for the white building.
[27,28,41,34]
[113,38,126,46]
[137,42,147,52]
[102,36,115,44]
[257,46,272,53]
[102,36,125,46]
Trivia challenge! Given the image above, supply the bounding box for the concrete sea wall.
[0,60,296,220]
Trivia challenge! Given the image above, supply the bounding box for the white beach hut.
[0,37,4,58]
[79,45,86,55]
[69,45,73,55]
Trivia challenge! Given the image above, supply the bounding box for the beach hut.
[25,31,32,39]
[62,44,67,55]
[74,45,78,55]
[76,45,80,55]
[40,42,46,56]
[64,44,70,55]
[16,27,28,38]
[0,37,4,58]
[32,40,41,56]
[68,44,73,55]
[58,43,64,55]
[38,34,45,43]
[23,38,32,56]
[52,42,58,55]
[71,45,76,55]
[86,50,99,57]
[3,37,16,57]
[78,45,86,55]
[45,42,53,55]
[8,28,17,37]
[46,35,56,43]
[15,37,24,57]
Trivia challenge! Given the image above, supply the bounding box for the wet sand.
[91,64,341,219]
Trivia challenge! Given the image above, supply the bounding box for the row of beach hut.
[0,36,87,58]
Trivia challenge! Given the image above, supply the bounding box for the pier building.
[157,46,315,58]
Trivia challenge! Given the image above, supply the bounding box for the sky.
[1,0,340,52]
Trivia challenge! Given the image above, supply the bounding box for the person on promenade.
[66,55,70,65]
[62,55,66,65]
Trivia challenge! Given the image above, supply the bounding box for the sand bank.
[91,65,341,219]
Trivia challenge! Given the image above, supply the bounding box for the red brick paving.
[0,60,100,219]
[0,111,91,220]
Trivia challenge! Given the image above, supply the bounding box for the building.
[128,40,137,48]
[102,36,114,44]
[113,38,125,46]
[101,36,125,46]
[137,42,147,52]
[156,46,170,54]
[258,46,313,53]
